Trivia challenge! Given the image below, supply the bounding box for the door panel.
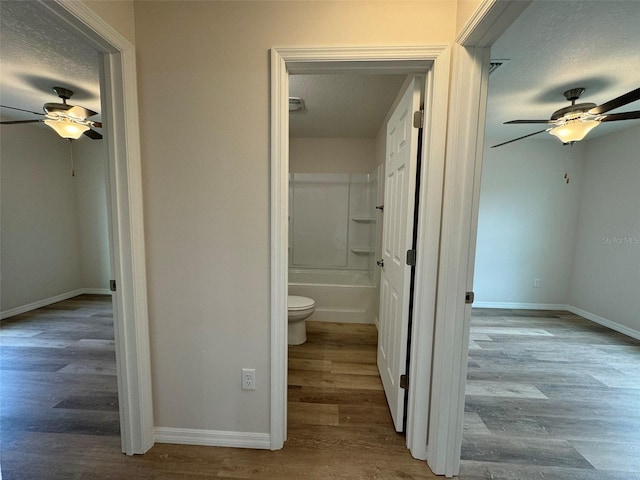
[377,78,421,432]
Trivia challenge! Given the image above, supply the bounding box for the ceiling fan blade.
[589,87,640,115]
[491,129,548,148]
[504,119,550,124]
[600,111,640,122]
[0,119,43,125]
[83,129,103,140]
[0,104,45,116]
[90,121,102,128]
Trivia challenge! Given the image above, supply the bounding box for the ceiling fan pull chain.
[563,142,575,184]
[68,139,75,177]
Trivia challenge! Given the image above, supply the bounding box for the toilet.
[287,295,315,345]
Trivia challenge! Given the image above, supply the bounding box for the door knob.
[376,259,384,267]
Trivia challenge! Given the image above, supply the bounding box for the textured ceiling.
[1,1,638,145]
[289,74,406,139]
[0,1,101,125]
[486,0,640,147]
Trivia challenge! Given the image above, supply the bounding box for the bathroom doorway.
[286,72,405,443]
[271,46,452,459]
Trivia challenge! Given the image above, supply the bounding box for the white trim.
[471,303,640,341]
[270,48,289,450]
[427,2,534,476]
[406,51,451,461]
[426,45,491,477]
[82,288,112,295]
[565,306,640,341]
[473,302,568,310]
[1,288,114,321]
[456,0,531,46]
[40,1,154,455]
[155,428,271,450]
[271,45,451,461]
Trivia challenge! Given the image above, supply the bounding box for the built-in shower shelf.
[351,217,376,223]
[350,247,373,254]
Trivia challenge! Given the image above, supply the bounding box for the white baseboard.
[472,301,567,310]
[472,301,640,341]
[1,288,112,320]
[566,305,640,341]
[82,288,112,295]
[154,427,271,449]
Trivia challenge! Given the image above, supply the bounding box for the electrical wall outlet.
[533,278,541,288]
[242,368,255,390]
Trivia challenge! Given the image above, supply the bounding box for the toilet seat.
[288,295,315,311]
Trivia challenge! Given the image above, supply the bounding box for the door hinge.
[400,374,409,389]
[465,291,474,304]
[110,280,117,292]
[413,110,424,128]
[406,249,416,266]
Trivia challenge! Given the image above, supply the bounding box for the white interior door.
[377,77,421,432]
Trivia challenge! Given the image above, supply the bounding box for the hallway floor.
[0,297,436,479]
[3,297,639,479]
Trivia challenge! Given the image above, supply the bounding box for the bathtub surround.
[289,172,380,282]
[288,171,380,325]
[289,269,377,324]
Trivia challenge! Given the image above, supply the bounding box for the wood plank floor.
[3,297,640,479]
[0,296,436,479]
[460,308,640,480]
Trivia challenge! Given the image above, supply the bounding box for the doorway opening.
[286,71,414,449]
[270,46,452,461]
[31,1,154,455]
[461,2,640,476]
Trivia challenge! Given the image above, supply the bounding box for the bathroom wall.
[290,137,376,174]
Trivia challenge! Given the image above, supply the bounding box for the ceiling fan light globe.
[44,118,90,139]
[549,119,600,143]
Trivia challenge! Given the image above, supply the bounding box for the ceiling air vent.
[489,59,510,76]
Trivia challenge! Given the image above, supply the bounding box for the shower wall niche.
[289,171,379,281]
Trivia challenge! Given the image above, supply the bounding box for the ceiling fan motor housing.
[563,87,585,102]
[551,102,597,122]
[53,86,74,101]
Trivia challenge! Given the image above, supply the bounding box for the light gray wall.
[568,125,640,332]
[1,126,82,311]
[474,139,584,304]
[474,125,639,335]
[74,138,111,289]
[0,124,110,314]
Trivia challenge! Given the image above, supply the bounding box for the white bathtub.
[288,269,377,324]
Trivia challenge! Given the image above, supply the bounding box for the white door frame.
[270,46,451,460]
[426,1,531,476]
[43,1,155,455]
